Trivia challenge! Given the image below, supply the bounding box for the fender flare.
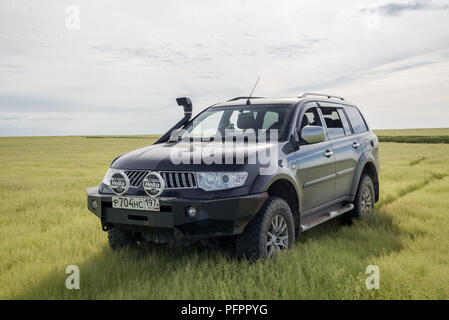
[249,171,300,197]
[350,152,379,202]
[250,171,302,222]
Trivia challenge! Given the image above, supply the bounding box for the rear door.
[293,103,336,211]
[319,104,362,199]
[344,105,371,152]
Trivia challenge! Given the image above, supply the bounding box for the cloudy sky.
[1,0,449,136]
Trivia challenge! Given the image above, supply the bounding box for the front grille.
[124,170,147,187]
[123,170,197,189]
[160,171,197,189]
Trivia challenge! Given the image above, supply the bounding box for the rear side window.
[338,109,352,135]
[345,106,368,134]
[320,107,345,139]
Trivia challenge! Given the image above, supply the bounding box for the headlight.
[102,168,123,186]
[196,172,248,191]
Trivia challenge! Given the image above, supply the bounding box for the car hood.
[111,140,279,171]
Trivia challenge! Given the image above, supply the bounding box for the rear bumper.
[86,186,267,241]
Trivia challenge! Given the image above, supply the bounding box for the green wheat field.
[0,129,448,299]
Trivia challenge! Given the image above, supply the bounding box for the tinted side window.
[320,107,345,139]
[338,108,352,135]
[298,107,323,145]
[299,107,322,130]
[345,106,368,134]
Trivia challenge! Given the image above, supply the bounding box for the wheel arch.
[351,157,379,203]
[263,175,301,229]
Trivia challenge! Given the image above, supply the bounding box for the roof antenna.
[246,76,260,105]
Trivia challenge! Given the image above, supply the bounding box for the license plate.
[112,196,160,212]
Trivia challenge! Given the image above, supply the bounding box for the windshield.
[179,104,293,141]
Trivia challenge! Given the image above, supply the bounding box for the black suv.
[87,93,380,259]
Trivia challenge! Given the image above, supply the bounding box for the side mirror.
[176,97,193,118]
[301,125,326,144]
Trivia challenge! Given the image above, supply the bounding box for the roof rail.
[227,96,264,102]
[297,92,345,101]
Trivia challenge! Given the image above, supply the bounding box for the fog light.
[186,206,197,217]
[92,199,98,210]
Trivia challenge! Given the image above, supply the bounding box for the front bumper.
[86,186,267,242]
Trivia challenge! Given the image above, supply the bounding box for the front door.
[292,104,336,212]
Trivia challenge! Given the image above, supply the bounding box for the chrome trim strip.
[168,173,174,188]
[298,92,345,101]
[161,172,168,187]
[303,173,337,188]
[336,167,355,177]
[174,173,180,187]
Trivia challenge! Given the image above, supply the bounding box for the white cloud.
[0,0,448,135]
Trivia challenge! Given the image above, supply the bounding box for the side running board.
[300,203,354,232]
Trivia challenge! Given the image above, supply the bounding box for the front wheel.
[236,197,295,259]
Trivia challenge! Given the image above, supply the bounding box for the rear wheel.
[108,228,136,250]
[352,174,375,218]
[236,197,295,259]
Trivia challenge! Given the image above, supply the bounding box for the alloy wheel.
[361,185,373,216]
[266,214,289,257]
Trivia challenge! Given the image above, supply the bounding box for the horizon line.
[0,127,448,138]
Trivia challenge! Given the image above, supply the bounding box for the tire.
[107,228,136,251]
[236,197,295,260]
[352,174,375,218]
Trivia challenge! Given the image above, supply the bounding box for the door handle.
[352,142,361,149]
[324,150,334,158]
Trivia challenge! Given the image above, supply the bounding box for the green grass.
[377,136,449,144]
[374,128,449,136]
[375,128,449,144]
[1,133,449,299]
